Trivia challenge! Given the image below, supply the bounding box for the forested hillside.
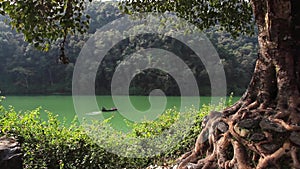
[0,1,257,95]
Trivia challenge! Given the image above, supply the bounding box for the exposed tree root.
[171,0,300,168]
[272,119,300,131]
[256,141,290,168]
[229,140,252,169]
[291,146,300,168]
[175,100,300,169]
[172,0,300,166]
[223,100,243,116]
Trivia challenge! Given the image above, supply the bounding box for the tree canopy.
[0,2,257,95]
[0,0,254,50]
[120,0,254,37]
[0,0,91,63]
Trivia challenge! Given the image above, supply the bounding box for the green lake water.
[1,96,239,132]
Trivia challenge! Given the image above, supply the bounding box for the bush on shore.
[0,96,232,169]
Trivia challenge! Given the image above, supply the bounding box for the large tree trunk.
[176,0,300,168]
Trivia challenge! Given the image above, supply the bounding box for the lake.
[1,96,239,131]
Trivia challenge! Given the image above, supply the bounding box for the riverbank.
[0,96,233,168]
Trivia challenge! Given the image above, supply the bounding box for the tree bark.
[176,0,300,168]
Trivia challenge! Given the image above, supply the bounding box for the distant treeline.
[0,1,257,96]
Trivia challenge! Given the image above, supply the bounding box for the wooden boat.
[101,107,118,112]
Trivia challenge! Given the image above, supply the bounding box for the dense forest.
[0,1,257,96]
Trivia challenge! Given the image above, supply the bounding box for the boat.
[101,107,118,112]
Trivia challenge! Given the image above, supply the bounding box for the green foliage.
[0,2,256,96]
[0,105,145,168]
[127,98,233,164]
[0,0,90,51]
[130,109,180,138]
[1,108,87,168]
[120,0,255,37]
[0,0,255,49]
[0,96,234,168]
[0,95,5,112]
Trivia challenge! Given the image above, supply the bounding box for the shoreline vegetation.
[1,95,240,128]
[0,95,234,169]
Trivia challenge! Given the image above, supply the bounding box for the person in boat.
[101,107,117,112]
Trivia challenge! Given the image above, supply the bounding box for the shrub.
[127,96,233,165]
[0,96,233,168]
[0,105,149,168]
